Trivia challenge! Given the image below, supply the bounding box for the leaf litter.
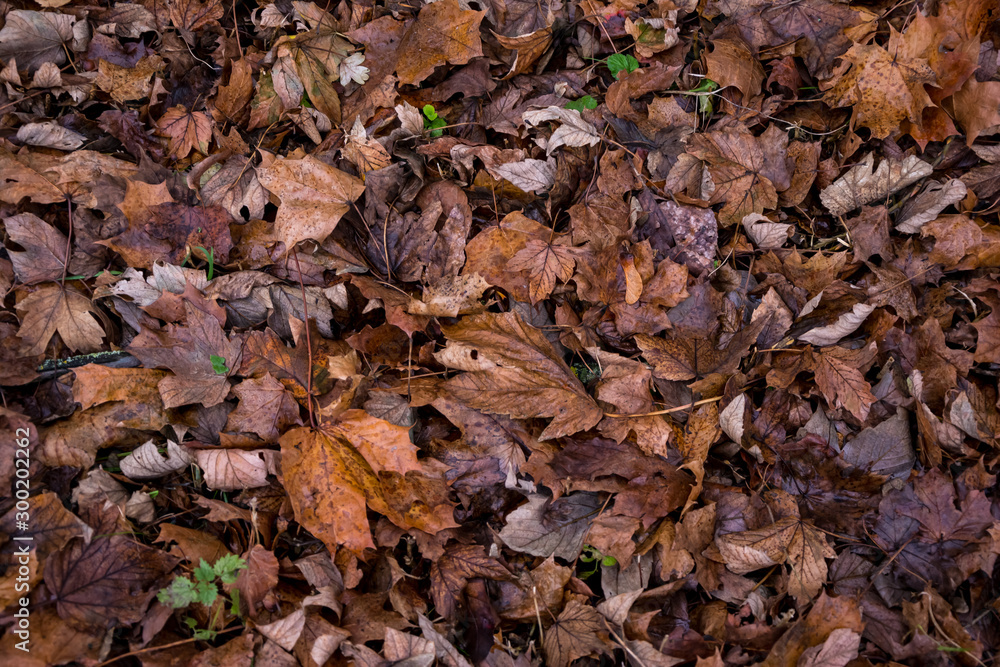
[1,0,1000,665]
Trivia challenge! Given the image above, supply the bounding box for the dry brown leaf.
[494,157,557,193]
[257,154,366,252]
[543,600,613,667]
[797,303,875,346]
[16,284,105,355]
[193,448,278,491]
[396,0,485,86]
[437,311,603,440]
[157,106,213,159]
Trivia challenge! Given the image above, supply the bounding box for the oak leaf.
[437,311,603,440]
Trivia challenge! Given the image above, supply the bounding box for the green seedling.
[157,554,247,640]
[690,78,719,115]
[210,354,229,375]
[579,544,617,579]
[606,53,640,79]
[565,95,598,112]
[422,104,447,137]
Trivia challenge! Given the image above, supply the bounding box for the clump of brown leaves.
[1,0,1000,665]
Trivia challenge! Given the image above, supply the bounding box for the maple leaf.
[430,545,512,618]
[226,374,302,442]
[543,600,613,667]
[636,319,766,381]
[0,147,138,207]
[396,0,485,86]
[4,213,70,284]
[717,515,835,603]
[812,343,877,422]
[506,238,577,304]
[280,427,392,555]
[0,10,78,72]
[127,302,242,408]
[257,154,366,252]
[687,126,782,224]
[156,106,213,159]
[437,311,603,440]
[16,283,105,355]
[822,27,936,140]
[45,531,179,630]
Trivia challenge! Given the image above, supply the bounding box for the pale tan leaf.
[798,303,875,346]
[119,440,192,480]
[15,122,85,150]
[495,158,556,193]
[895,179,967,234]
[795,628,861,667]
[742,213,792,249]
[193,448,278,491]
[820,152,932,216]
[257,610,305,652]
[522,106,601,154]
[719,393,746,443]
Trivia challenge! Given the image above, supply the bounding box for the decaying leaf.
[437,311,602,440]
[820,153,932,216]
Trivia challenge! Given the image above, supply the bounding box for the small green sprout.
[606,53,640,79]
[210,355,229,375]
[157,555,247,640]
[422,104,447,137]
[579,544,617,578]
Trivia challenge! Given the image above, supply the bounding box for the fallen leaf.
[396,0,485,86]
[820,152,932,216]
[499,492,603,560]
[543,600,613,667]
[437,311,603,440]
[0,10,78,72]
[120,440,193,480]
[157,106,213,159]
[257,154,366,252]
[823,27,936,139]
[16,284,105,355]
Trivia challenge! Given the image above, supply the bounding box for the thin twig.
[603,395,723,418]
